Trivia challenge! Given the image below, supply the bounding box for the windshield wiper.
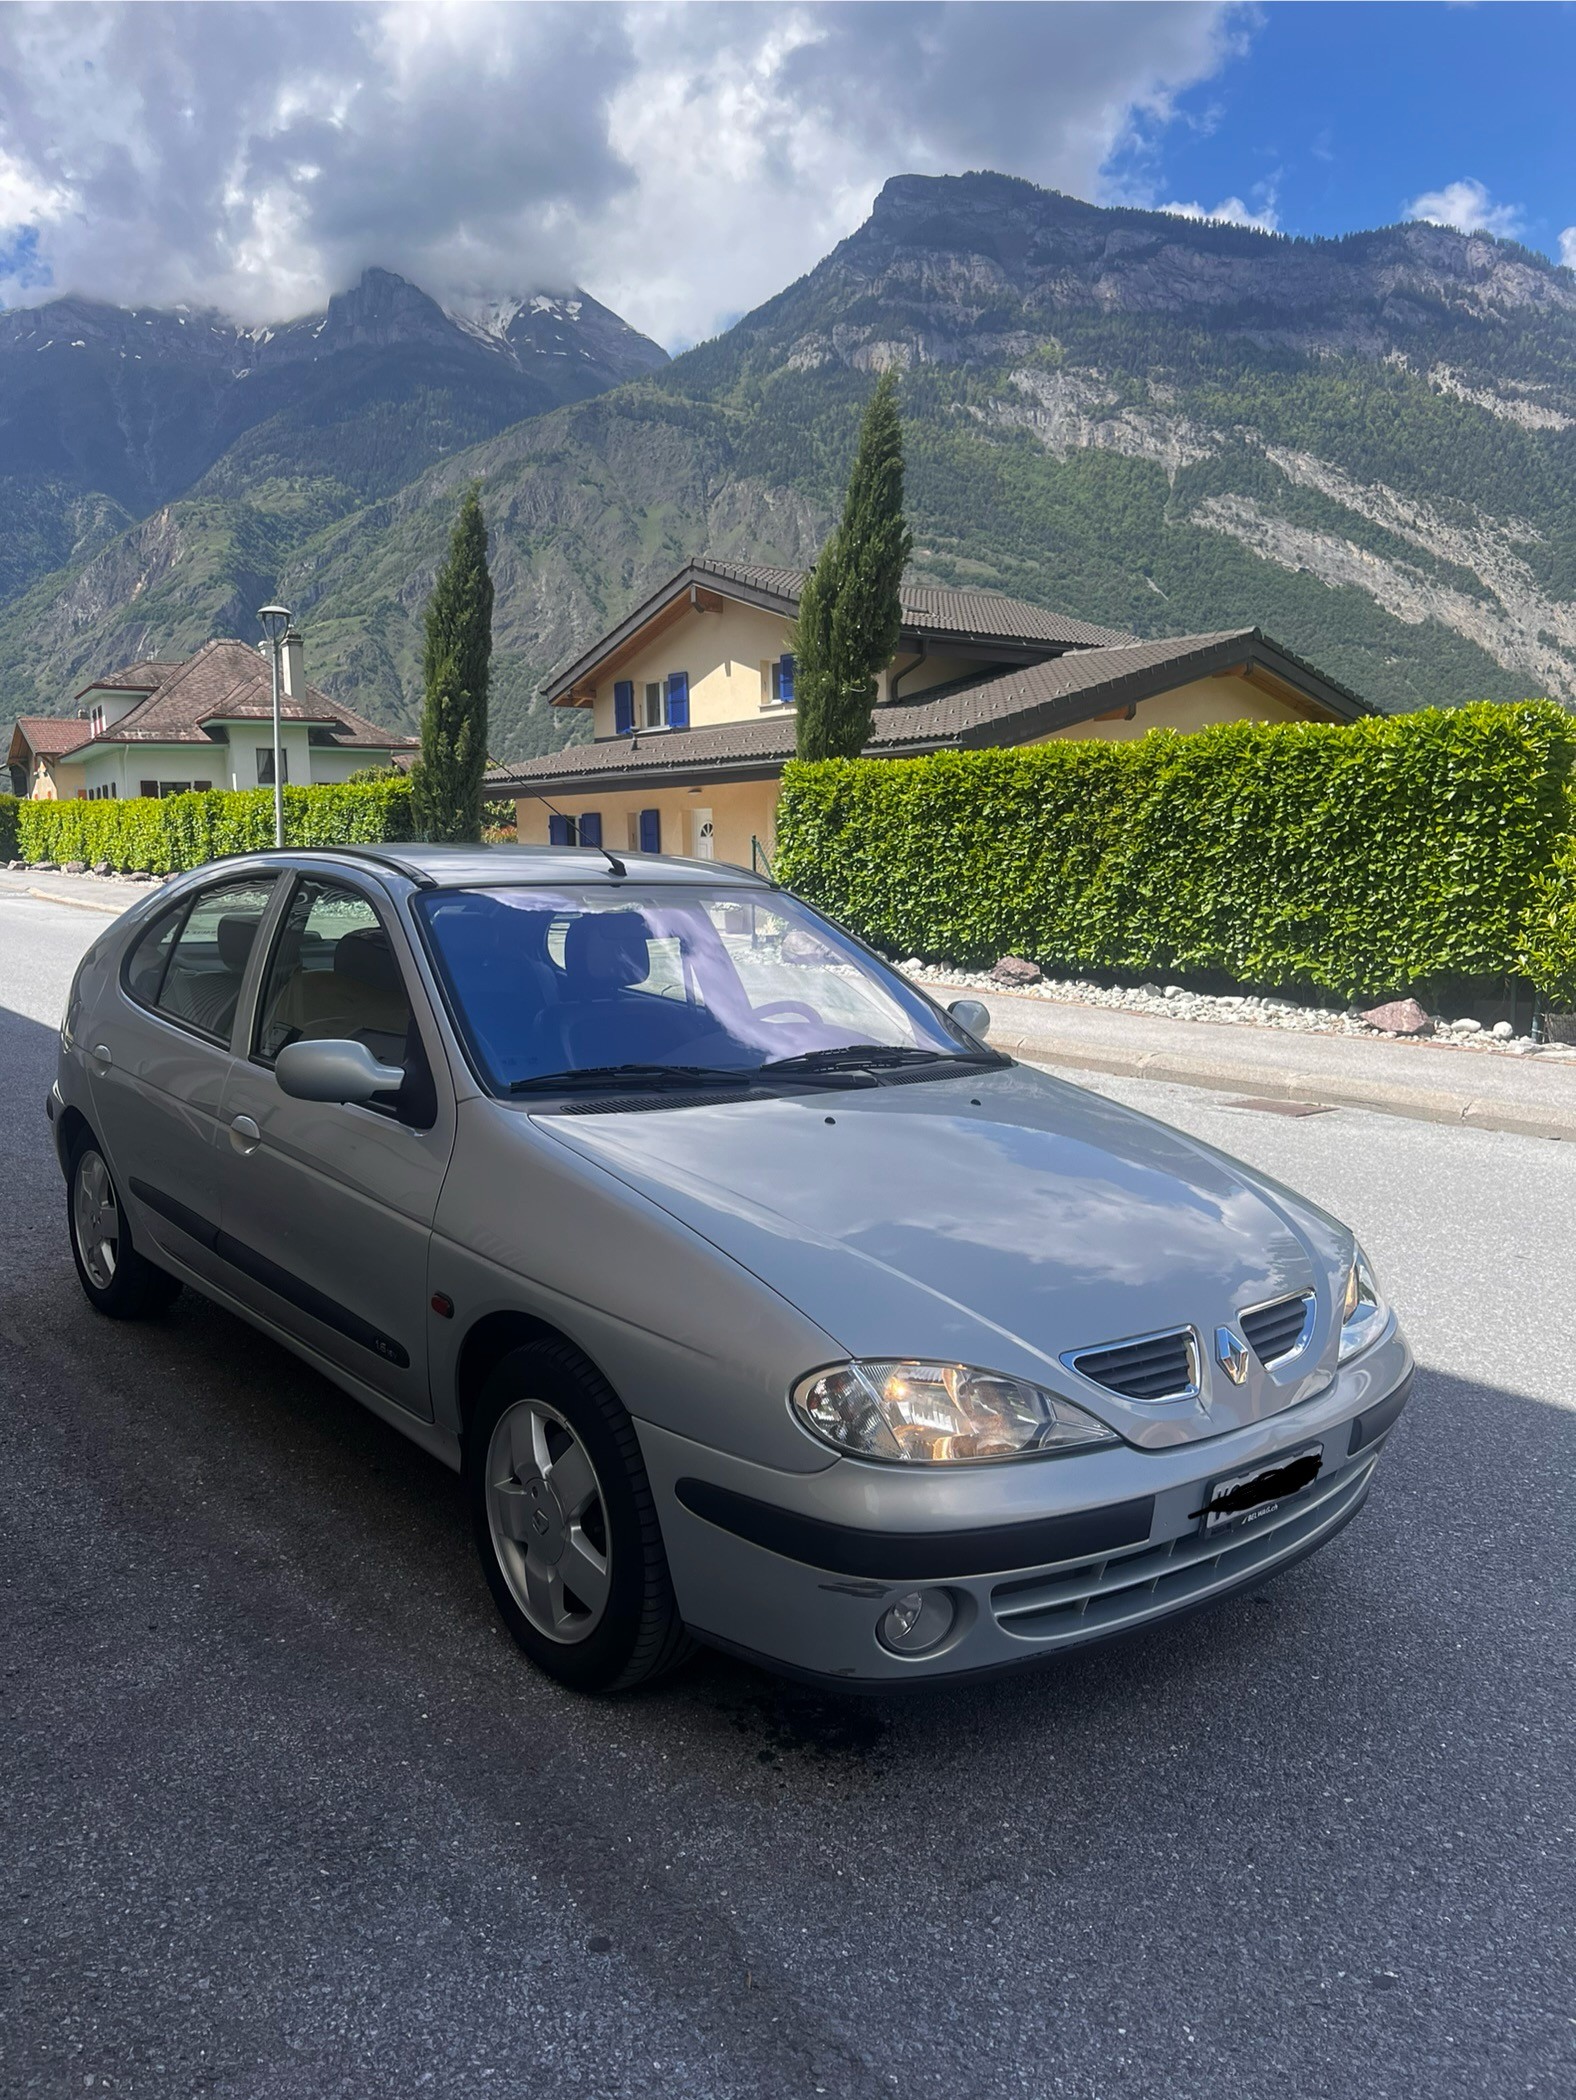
[760,1044,1006,1075]
[510,1063,755,1094]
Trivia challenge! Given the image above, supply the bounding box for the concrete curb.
[25,886,135,917]
[978,993,1576,1144]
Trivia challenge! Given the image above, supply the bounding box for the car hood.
[533,1066,1352,1449]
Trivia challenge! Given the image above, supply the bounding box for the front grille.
[1240,1291,1314,1365]
[1069,1327,1196,1401]
[990,1454,1374,1648]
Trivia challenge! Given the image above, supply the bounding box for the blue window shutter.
[778,653,795,705]
[578,810,602,848]
[665,671,689,729]
[638,808,661,854]
[548,813,575,846]
[613,680,635,735]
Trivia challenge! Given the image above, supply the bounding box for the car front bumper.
[636,1321,1414,1687]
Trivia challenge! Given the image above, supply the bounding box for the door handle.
[90,1043,112,1068]
[230,1114,261,1155]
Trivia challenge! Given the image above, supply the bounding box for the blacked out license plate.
[1200,1444,1324,1535]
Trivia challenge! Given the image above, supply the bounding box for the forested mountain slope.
[6,172,1576,759]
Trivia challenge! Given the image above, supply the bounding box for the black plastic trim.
[1347,1368,1413,1455]
[128,1177,410,1370]
[674,1477,1154,1579]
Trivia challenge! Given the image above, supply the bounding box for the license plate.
[1200,1444,1324,1535]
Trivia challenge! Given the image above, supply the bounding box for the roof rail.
[247,844,438,889]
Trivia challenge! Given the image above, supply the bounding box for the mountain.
[0,267,666,604]
[5,173,1576,759]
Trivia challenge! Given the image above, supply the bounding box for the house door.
[689,808,715,860]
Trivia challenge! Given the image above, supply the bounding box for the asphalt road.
[2,886,1571,2100]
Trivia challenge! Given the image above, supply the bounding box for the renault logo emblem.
[1215,1327,1250,1384]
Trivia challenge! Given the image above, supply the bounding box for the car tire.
[465,1339,693,1694]
[66,1129,183,1320]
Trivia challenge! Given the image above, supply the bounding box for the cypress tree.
[410,484,493,842]
[793,371,913,761]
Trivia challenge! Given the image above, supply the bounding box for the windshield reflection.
[418,885,983,1092]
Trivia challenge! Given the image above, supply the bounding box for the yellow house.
[488,558,1375,868]
[6,714,95,799]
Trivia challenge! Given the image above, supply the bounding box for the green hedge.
[775,703,1576,1002]
[0,779,412,876]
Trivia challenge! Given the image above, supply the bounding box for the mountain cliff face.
[4,173,1576,758]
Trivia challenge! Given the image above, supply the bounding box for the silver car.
[51,844,1412,1692]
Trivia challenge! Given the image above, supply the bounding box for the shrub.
[0,794,17,862]
[775,703,1576,1001]
[7,778,413,875]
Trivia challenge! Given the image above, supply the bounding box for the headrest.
[333,925,404,997]
[561,911,650,991]
[217,915,259,973]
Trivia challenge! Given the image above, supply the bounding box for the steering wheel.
[752,1000,823,1024]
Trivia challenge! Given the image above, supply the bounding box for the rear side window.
[127,880,277,1043]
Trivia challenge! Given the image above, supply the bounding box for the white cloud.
[1558,227,1576,270]
[1403,178,1523,240]
[1157,193,1279,233]
[0,0,1243,345]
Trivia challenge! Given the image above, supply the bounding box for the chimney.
[281,625,305,699]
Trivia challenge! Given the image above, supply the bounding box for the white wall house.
[11,632,415,803]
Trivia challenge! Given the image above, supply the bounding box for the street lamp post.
[257,603,292,848]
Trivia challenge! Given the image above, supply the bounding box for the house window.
[644,681,664,728]
[638,808,662,854]
[139,780,157,798]
[157,782,193,798]
[770,653,796,705]
[256,746,288,785]
[548,813,577,846]
[90,705,103,734]
[578,811,603,847]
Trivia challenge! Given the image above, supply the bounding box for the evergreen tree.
[794,371,913,761]
[410,484,493,842]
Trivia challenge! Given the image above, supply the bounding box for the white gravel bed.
[896,958,1576,1060]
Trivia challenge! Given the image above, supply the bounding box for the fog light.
[877,1588,956,1656]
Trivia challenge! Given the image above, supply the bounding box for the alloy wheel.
[485,1398,612,1644]
[73,1149,120,1291]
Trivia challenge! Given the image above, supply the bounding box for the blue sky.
[0,2,1570,342]
[1128,3,1576,263]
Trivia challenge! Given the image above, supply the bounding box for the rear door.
[214,872,457,1420]
[86,874,280,1290]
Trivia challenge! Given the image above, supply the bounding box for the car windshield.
[417,884,989,1093]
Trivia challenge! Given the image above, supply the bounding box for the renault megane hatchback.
[52,844,1412,1691]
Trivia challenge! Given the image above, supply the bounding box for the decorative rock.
[1163,985,1186,1000]
[1491,1021,1514,1041]
[990,956,1043,986]
[33,860,58,872]
[1359,998,1433,1038]
[1451,1017,1483,1035]
[92,860,113,877]
[62,859,88,874]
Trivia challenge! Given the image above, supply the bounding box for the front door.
[88,874,279,1292]
[689,808,715,860]
[215,873,456,1420]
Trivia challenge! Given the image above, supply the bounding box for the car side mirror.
[274,1038,405,1105]
[948,998,992,1042]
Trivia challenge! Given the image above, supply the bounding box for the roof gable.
[544,557,1139,706]
[73,639,415,750]
[8,715,95,764]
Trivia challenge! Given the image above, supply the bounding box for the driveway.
[1,886,1571,2099]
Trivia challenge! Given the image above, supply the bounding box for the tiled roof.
[75,662,181,699]
[82,639,415,750]
[9,715,95,760]
[490,627,1371,793]
[696,558,1135,648]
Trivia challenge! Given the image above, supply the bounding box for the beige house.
[6,714,96,798]
[488,559,1374,868]
[6,633,415,803]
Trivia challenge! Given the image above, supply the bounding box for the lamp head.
[257,603,292,644]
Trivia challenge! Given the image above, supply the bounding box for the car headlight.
[790,1360,1122,1463]
[1338,1248,1388,1363]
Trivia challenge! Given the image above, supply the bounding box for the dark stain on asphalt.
[715,1683,890,1764]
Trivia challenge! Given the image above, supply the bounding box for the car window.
[133,879,277,1043]
[418,884,979,1092]
[255,878,415,1072]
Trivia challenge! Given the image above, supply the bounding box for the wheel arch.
[453,1309,616,1443]
[55,1103,92,1177]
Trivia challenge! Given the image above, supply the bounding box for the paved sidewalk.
[0,866,153,916]
[981,986,1576,1141]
